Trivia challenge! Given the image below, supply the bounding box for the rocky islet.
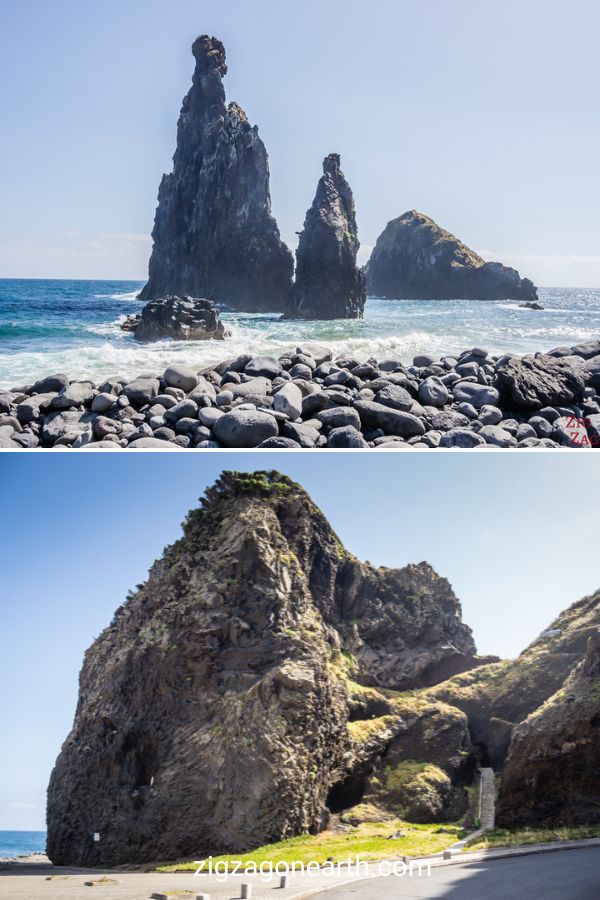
[365,210,539,303]
[1,339,599,448]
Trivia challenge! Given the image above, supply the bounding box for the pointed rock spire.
[140,36,293,312]
[289,153,366,319]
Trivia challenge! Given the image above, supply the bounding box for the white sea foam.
[93,290,142,301]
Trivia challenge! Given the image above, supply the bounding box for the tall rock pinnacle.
[140,36,294,312]
[289,154,366,319]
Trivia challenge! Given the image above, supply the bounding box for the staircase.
[479,767,496,830]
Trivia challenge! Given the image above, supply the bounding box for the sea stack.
[289,154,366,319]
[140,36,293,312]
[46,471,478,866]
[365,210,538,302]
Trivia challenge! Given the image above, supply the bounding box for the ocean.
[0,279,599,390]
[0,830,46,859]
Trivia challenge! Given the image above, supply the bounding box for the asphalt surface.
[309,847,600,900]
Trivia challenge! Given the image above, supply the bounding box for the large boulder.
[365,210,538,302]
[288,154,366,319]
[122,296,229,342]
[139,36,293,312]
[494,353,586,410]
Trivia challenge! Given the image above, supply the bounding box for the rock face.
[365,210,538,302]
[289,154,366,319]
[494,353,586,410]
[121,296,229,342]
[497,630,600,827]
[432,588,600,770]
[47,471,477,866]
[140,36,293,312]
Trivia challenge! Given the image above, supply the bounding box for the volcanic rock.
[494,353,586,410]
[140,36,293,311]
[121,296,229,342]
[496,630,600,827]
[289,154,366,319]
[365,210,538,302]
[46,471,477,866]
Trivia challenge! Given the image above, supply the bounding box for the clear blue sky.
[1,0,599,285]
[0,452,599,830]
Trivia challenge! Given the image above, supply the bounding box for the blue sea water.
[0,830,46,859]
[0,279,599,389]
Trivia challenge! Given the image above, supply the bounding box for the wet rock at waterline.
[121,296,229,342]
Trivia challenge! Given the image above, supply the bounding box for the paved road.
[309,848,600,900]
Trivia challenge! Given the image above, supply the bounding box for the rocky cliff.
[47,471,477,866]
[496,630,600,827]
[140,36,293,311]
[289,154,366,319]
[365,210,538,302]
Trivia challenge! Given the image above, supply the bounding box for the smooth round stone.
[51,382,95,410]
[153,426,176,442]
[198,407,225,427]
[148,415,166,429]
[164,399,198,423]
[418,376,449,408]
[516,423,537,441]
[529,415,553,438]
[327,425,369,448]
[91,392,117,413]
[213,409,279,447]
[413,354,437,367]
[439,428,486,448]
[174,417,199,434]
[123,377,160,407]
[257,436,301,448]
[455,361,480,378]
[273,382,303,419]
[478,404,503,425]
[245,356,281,378]
[216,390,234,407]
[163,365,198,393]
[479,425,518,448]
[457,402,478,419]
[373,384,413,412]
[453,382,500,409]
[315,407,362,431]
[127,437,183,448]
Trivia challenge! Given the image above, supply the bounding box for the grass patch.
[467,825,600,851]
[157,820,464,872]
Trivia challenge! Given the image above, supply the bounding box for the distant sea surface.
[0,279,599,389]
[0,830,46,858]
